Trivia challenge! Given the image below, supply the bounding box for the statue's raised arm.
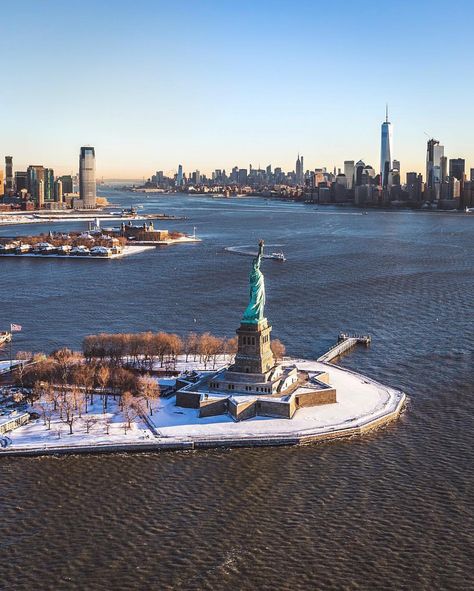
[256,239,264,268]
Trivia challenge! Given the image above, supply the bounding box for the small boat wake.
[225,244,286,261]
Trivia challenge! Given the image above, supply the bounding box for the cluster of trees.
[12,330,287,435]
[82,331,285,370]
[16,348,160,435]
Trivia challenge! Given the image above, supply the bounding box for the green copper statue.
[242,240,266,324]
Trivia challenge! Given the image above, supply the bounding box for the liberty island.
[1,239,405,456]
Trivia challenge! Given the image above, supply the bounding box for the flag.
[10,324,22,332]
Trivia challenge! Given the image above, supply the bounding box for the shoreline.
[0,361,406,458]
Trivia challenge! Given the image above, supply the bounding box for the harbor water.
[0,192,473,590]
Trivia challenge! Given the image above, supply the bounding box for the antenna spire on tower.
[386,103,389,123]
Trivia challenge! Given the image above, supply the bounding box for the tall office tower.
[426,139,444,199]
[380,106,393,188]
[38,179,44,208]
[177,164,184,186]
[449,158,465,181]
[344,161,355,189]
[354,160,366,186]
[15,171,28,192]
[5,156,14,191]
[393,159,401,174]
[55,179,63,203]
[195,170,201,185]
[44,168,54,201]
[470,168,474,182]
[0,170,4,196]
[295,154,303,185]
[27,165,45,204]
[440,156,448,181]
[79,146,97,209]
[58,175,73,194]
[238,168,248,185]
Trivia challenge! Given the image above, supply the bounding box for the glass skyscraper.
[380,108,393,188]
[79,146,96,209]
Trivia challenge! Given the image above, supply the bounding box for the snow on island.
[0,358,406,457]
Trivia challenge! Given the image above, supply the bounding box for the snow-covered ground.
[1,358,405,454]
[148,359,404,440]
[0,245,155,259]
[4,397,152,451]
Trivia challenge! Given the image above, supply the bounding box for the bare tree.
[83,416,98,434]
[271,339,286,361]
[137,374,160,416]
[14,351,33,387]
[60,390,77,435]
[96,365,110,413]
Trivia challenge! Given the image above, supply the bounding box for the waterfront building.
[177,164,184,187]
[354,160,365,186]
[14,171,27,193]
[406,172,423,202]
[27,165,45,205]
[238,168,248,185]
[393,159,401,177]
[58,175,73,194]
[426,138,444,199]
[5,156,13,192]
[449,158,465,181]
[79,146,97,209]
[344,160,355,189]
[54,179,63,203]
[380,107,393,188]
[295,154,304,186]
[44,168,54,201]
[38,179,44,208]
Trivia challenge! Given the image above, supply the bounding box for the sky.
[2,0,474,178]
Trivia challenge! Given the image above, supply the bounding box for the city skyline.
[2,0,474,176]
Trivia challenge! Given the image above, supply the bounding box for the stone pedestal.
[231,319,275,376]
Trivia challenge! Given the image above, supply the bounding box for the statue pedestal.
[231,319,275,376]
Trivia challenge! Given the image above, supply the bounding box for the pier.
[318,333,371,363]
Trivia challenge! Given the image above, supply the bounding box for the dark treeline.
[82,331,286,370]
[82,331,238,370]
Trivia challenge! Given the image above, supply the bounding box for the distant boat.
[465,207,474,214]
[225,246,286,261]
[269,251,286,261]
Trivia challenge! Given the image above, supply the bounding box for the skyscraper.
[426,138,444,199]
[79,146,96,209]
[44,168,54,201]
[177,164,184,186]
[380,106,393,188]
[5,156,13,192]
[344,161,355,189]
[0,170,4,196]
[27,165,45,205]
[295,154,304,185]
[449,158,465,181]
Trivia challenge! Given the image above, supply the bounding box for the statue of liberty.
[242,240,266,324]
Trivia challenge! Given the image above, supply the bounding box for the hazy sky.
[2,0,473,178]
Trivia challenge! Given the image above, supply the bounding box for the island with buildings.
[0,220,200,259]
[0,241,405,456]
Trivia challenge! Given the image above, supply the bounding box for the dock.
[318,333,371,363]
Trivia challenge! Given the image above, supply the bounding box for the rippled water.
[0,193,473,590]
